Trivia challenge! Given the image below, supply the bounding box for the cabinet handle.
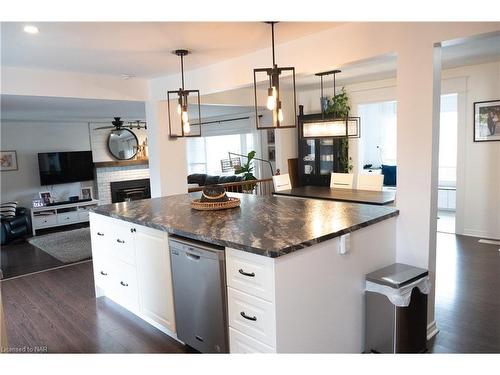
[238,269,255,277]
[100,271,108,276]
[240,311,257,321]
[116,239,125,244]
[120,281,128,287]
[97,232,104,236]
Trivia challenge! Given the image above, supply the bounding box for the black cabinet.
[297,109,347,187]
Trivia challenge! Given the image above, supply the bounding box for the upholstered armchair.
[1,207,31,245]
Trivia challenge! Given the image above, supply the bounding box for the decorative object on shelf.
[0,150,18,172]
[191,185,241,211]
[39,191,52,205]
[167,49,202,138]
[32,198,45,208]
[253,22,297,130]
[136,138,148,160]
[474,100,500,142]
[81,187,93,200]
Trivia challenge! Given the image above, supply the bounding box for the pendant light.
[253,22,297,130]
[301,69,359,139]
[167,49,202,138]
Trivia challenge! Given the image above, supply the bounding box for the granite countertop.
[91,193,399,258]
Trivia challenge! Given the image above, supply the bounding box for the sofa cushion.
[218,175,238,184]
[204,175,220,186]
[0,202,18,219]
[187,174,207,186]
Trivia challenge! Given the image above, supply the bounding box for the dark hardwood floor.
[428,233,500,353]
[0,223,89,280]
[1,261,187,353]
[1,232,498,353]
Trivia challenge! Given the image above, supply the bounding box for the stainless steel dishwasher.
[169,235,228,353]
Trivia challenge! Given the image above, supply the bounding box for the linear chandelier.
[253,22,297,130]
[167,49,202,138]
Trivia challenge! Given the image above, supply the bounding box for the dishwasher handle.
[186,252,201,261]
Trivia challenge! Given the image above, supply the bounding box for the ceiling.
[0,94,256,123]
[1,22,339,78]
[0,95,146,122]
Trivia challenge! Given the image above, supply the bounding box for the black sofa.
[188,173,244,186]
[1,207,31,245]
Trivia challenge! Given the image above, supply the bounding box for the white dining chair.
[357,174,384,191]
[330,173,354,189]
[272,174,292,192]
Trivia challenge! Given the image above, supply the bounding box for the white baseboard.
[462,229,500,241]
[427,320,439,340]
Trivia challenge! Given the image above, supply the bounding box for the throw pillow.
[0,201,18,219]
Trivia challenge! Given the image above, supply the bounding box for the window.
[357,101,397,168]
[439,94,458,187]
[187,132,256,176]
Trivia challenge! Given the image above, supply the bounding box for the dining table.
[272,185,396,206]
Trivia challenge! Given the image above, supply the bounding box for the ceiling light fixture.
[23,25,39,34]
[253,22,297,130]
[167,49,201,138]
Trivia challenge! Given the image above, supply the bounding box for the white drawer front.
[226,248,275,302]
[229,328,275,353]
[33,215,57,228]
[92,254,113,290]
[78,210,90,221]
[56,211,79,225]
[107,260,139,311]
[109,221,136,265]
[228,287,276,348]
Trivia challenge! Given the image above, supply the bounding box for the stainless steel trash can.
[365,263,429,353]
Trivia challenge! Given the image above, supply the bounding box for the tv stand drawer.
[33,214,58,228]
[56,211,80,224]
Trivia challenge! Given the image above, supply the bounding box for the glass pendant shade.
[167,49,202,138]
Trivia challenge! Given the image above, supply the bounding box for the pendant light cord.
[271,22,276,66]
[180,54,185,90]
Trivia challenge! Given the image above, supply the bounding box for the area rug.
[28,227,92,263]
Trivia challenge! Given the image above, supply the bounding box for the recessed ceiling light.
[23,25,39,34]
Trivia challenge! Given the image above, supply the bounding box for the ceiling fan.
[94,117,147,130]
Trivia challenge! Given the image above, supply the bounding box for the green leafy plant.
[339,138,354,173]
[234,150,257,191]
[326,87,350,118]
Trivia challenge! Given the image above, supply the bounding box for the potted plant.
[326,87,352,173]
[234,151,258,192]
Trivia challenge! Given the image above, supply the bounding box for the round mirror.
[107,129,139,160]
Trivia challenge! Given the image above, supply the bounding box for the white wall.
[443,61,500,239]
[0,121,95,207]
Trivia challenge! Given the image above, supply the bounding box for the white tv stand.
[31,199,99,235]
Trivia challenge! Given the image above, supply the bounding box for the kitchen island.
[90,193,399,353]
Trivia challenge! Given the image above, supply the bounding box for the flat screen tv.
[38,151,94,186]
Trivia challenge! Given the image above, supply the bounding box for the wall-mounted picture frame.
[0,150,18,171]
[81,187,93,200]
[39,191,52,205]
[474,100,500,142]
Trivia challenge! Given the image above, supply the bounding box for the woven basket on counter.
[190,197,241,211]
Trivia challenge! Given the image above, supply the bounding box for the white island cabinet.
[89,212,176,336]
[226,217,397,353]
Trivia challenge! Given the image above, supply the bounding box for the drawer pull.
[120,281,129,287]
[116,239,125,244]
[238,269,255,277]
[100,271,108,276]
[240,311,257,321]
[97,232,104,236]
[130,228,136,233]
